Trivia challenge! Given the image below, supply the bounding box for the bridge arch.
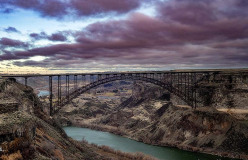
[57,74,193,111]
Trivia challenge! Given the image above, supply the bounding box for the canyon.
[1,70,248,160]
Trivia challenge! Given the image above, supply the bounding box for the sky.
[0,0,248,74]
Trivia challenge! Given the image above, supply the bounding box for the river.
[63,127,237,160]
[38,90,49,97]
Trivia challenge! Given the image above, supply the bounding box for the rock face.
[170,76,248,109]
[57,81,248,160]
[0,78,136,160]
[130,104,248,159]
[197,83,248,109]
[0,111,36,157]
[0,79,37,158]
[0,100,19,114]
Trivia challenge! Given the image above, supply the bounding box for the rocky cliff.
[56,81,248,160]
[0,78,155,160]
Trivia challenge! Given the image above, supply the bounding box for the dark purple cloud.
[0,37,28,47]
[157,0,248,41]
[13,60,50,66]
[48,33,67,41]
[71,0,142,16]
[0,0,146,18]
[1,0,248,69]
[0,0,68,18]
[29,32,67,41]
[29,32,47,40]
[4,26,20,33]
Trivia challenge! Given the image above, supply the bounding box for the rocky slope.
[0,78,156,160]
[56,81,248,160]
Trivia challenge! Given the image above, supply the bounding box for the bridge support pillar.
[194,73,197,109]
[74,75,77,90]
[58,75,61,107]
[191,72,197,109]
[66,75,69,101]
[98,74,102,81]
[24,77,28,87]
[90,75,93,83]
[49,76,53,116]
[81,75,85,86]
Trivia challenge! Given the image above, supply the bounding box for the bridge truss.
[2,70,248,115]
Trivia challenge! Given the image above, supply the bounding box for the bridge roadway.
[1,70,248,115]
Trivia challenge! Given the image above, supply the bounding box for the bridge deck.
[1,69,248,116]
[1,69,248,78]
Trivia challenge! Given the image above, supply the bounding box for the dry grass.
[0,150,23,160]
[217,108,248,114]
[97,145,158,160]
[74,123,126,136]
[82,140,158,160]
[176,105,191,109]
[53,149,64,160]
[104,92,115,96]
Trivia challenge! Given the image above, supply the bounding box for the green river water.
[63,127,239,160]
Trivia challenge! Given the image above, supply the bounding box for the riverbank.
[61,121,245,160]
[64,126,234,160]
[56,99,248,160]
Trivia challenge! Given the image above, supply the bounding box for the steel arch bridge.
[2,70,248,115]
[59,73,197,110]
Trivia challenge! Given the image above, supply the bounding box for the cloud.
[156,0,248,41]
[4,26,20,33]
[0,0,68,18]
[48,33,67,41]
[1,0,248,69]
[0,50,22,61]
[0,8,14,14]
[29,32,67,41]
[0,0,146,19]
[13,60,49,67]
[0,37,28,48]
[29,32,47,40]
[70,0,143,16]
